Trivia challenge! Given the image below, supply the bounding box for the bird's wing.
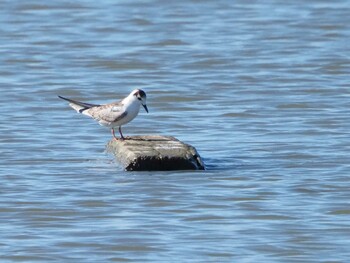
[86,102,127,123]
[58,95,100,113]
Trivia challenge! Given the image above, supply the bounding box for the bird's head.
[132,89,148,113]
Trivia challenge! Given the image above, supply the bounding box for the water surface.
[1,0,350,262]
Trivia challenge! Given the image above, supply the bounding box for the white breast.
[112,100,140,127]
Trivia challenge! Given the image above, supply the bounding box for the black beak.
[142,104,149,113]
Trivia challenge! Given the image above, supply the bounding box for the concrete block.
[106,135,205,171]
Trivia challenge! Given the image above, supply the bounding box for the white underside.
[99,99,141,128]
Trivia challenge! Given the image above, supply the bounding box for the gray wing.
[86,102,126,123]
[58,95,100,113]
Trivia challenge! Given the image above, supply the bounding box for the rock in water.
[106,135,205,171]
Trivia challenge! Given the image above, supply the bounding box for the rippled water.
[1,0,350,262]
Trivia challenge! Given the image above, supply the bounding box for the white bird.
[58,89,148,140]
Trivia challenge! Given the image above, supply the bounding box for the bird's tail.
[58,95,100,115]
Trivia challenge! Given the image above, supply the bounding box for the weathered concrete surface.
[106,135,205,171]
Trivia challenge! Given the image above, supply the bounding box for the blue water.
[1,0,350,262]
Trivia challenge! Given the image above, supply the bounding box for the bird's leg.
[118,126,125,140]
[111,128,119,141]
